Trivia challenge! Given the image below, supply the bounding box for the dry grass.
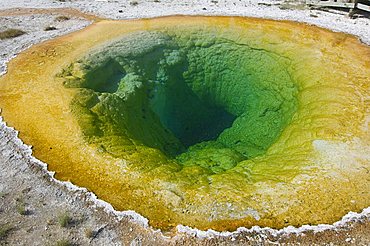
[16,201,27,215]
[0,29,26,40]
[84,228,96,239]
[58,212,72,228]
[0,224,13,240]
[55,16,70,21]
[0,192,6,199]
[55,239,73,246]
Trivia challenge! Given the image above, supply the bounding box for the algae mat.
[0,16,369,231]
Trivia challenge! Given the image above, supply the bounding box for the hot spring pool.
[0,16,369,231]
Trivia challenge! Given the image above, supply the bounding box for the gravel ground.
[0,1,369,245]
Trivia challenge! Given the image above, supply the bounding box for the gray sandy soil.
[0,3,369,246]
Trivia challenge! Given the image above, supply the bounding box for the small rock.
[44,26,57,31]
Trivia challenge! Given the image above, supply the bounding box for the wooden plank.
[306,1,355,8]
[357,3,370,12]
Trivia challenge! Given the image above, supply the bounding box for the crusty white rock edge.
[176,207,370,238]
[0,54,16,77]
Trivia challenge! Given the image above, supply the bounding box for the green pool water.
[61,30,298,174]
